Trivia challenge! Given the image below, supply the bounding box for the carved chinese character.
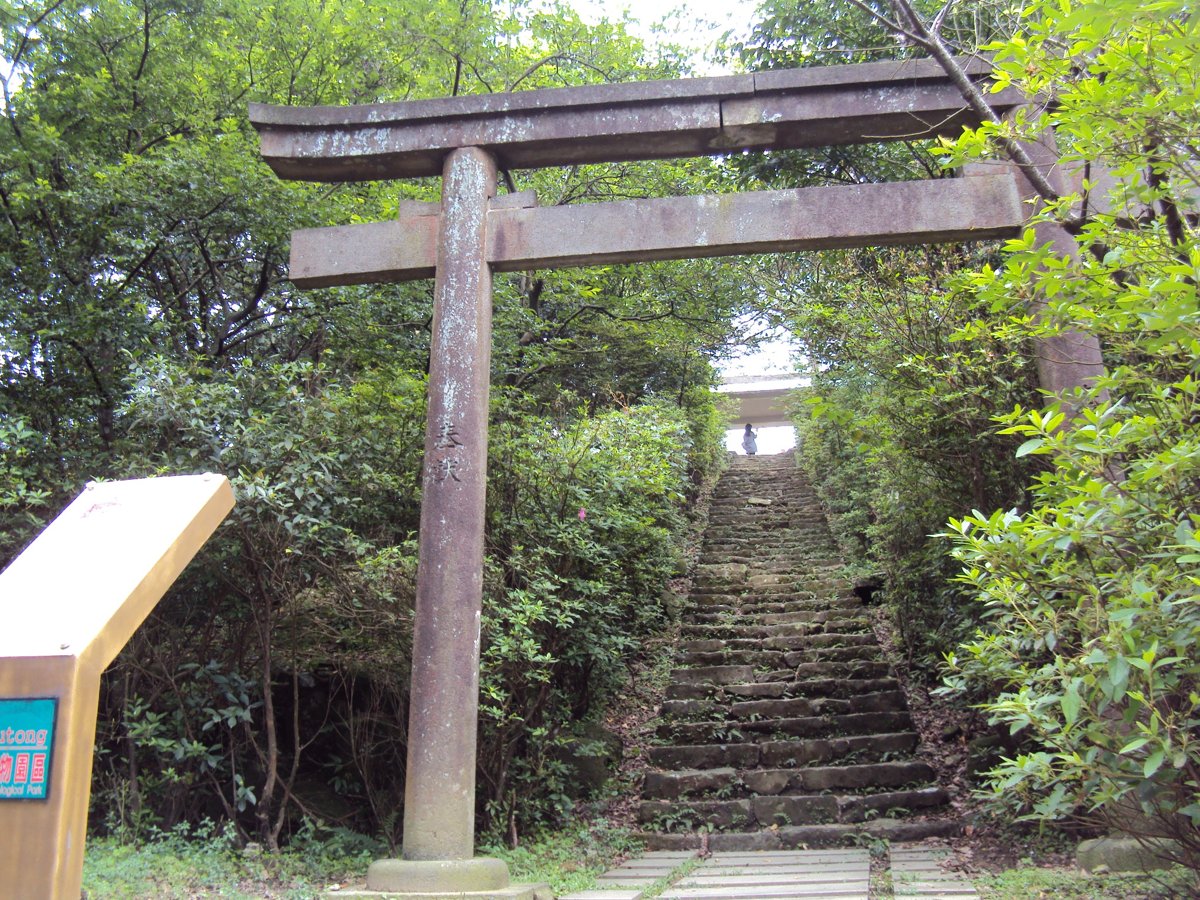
[432,456,463,484]
[434,419,465,450]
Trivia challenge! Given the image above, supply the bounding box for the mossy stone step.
[646,731,919,771]
[643,760,937,800]
[636,817,961,851]
[658,710,914,743]
[638,786,948,829]
[664,664,895,700]
[662,690,906,722]
[679,623,872,653]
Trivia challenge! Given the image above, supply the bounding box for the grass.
[83,819,639,898]
[974,863,1198,899]
[478,820,643,894]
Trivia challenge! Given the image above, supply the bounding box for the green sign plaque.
[0,698,57,801]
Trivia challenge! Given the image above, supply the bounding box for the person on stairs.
[742,423,757,456]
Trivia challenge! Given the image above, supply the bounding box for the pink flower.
[578,507,587,521]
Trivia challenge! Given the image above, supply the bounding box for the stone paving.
[890,846,979,899]
[559,844,978,900]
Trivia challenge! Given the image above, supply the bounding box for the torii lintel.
[249,56,1020,182]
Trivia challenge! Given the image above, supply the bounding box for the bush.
[479,397,705,835]
[936,0,1200,867]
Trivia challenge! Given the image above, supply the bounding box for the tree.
[3,0,736,848]
[931,0,1200,867]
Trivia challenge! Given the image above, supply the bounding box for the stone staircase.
[637,453,957,850]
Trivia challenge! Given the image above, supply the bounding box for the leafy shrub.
[480,398,704,835]
[936,0,1199,865]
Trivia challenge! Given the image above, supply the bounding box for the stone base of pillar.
[328,883,552,900]
[327,856,551,899]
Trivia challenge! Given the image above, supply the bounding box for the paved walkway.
[559,845,978,900]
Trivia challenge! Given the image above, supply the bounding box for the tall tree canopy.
[1,0,740,846]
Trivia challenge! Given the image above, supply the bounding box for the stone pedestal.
[331,880,552,900]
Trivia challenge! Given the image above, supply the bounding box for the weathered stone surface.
[622,456,952,845]
[729,697,815,719]
[724,682,787,698]
[798,761,935,792]
[659,699,713,718]
[769,819,960,848]
[253,82,737,181]
[739,769,790,796]
[1076,836,1181,874]
[839,787,949,822]
[287,176,1025,286]
[751,795,839,827]
[643,767,737,800]
[679,639,727,653]
[365,857,511,893]
[696,562,749,584]
[648,743,761,770]
[401,147,497,863]
[639,799,753,829]
[663,683,709,701]
[670,665,755,686]
[334,883,551,900]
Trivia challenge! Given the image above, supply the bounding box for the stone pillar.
[1018,128,1107,402]
[366,147,509,894]
[962,129,1108,412]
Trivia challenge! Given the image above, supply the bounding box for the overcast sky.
[566,0,763,74]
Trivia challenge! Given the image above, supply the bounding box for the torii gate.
[249,57,1094,897]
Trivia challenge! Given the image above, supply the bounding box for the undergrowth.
[83,818,638,898]
[975,864,1196,899]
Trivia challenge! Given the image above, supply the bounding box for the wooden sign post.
[0,474,235,899]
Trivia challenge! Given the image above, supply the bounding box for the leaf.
[1016,438,1045,458]
[1119,737,1150,755]
[1144,749,1165,777]
[1061,682,1082,726]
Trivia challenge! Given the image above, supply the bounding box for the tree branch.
[845,0,1078,225]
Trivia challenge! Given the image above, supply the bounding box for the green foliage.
[975,863,1195,899]
[479,821,642,895]
[787,246,1037,670]
[82,818,382,899]
[0,415,55,564]
[480,398,702,833]
[931,0,1200,866]
[1,0,734,852]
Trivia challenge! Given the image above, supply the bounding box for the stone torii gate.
[249,57,1070,897]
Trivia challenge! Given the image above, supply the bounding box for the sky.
[566,0,762,75]
[564,0,802,451]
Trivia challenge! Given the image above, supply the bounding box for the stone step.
[640,457,955,855]
[660,690,906,721]
[635,818,961,851]
[647,731,919,771]
[680,615,868,638]
[684,594,860,611]
[678,633,879,665]
[686,606,867,626]
[725,676,901,699]
[670,654,889,694]
[681,607,864,633]
[657,710,914,743]
[638,786,948,829]
[664,676,899,703]
[643,760,937,800]
[678,626,875,653]
[664,664,895,700]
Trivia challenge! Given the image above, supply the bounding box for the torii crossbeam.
[250,57,1029,897]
